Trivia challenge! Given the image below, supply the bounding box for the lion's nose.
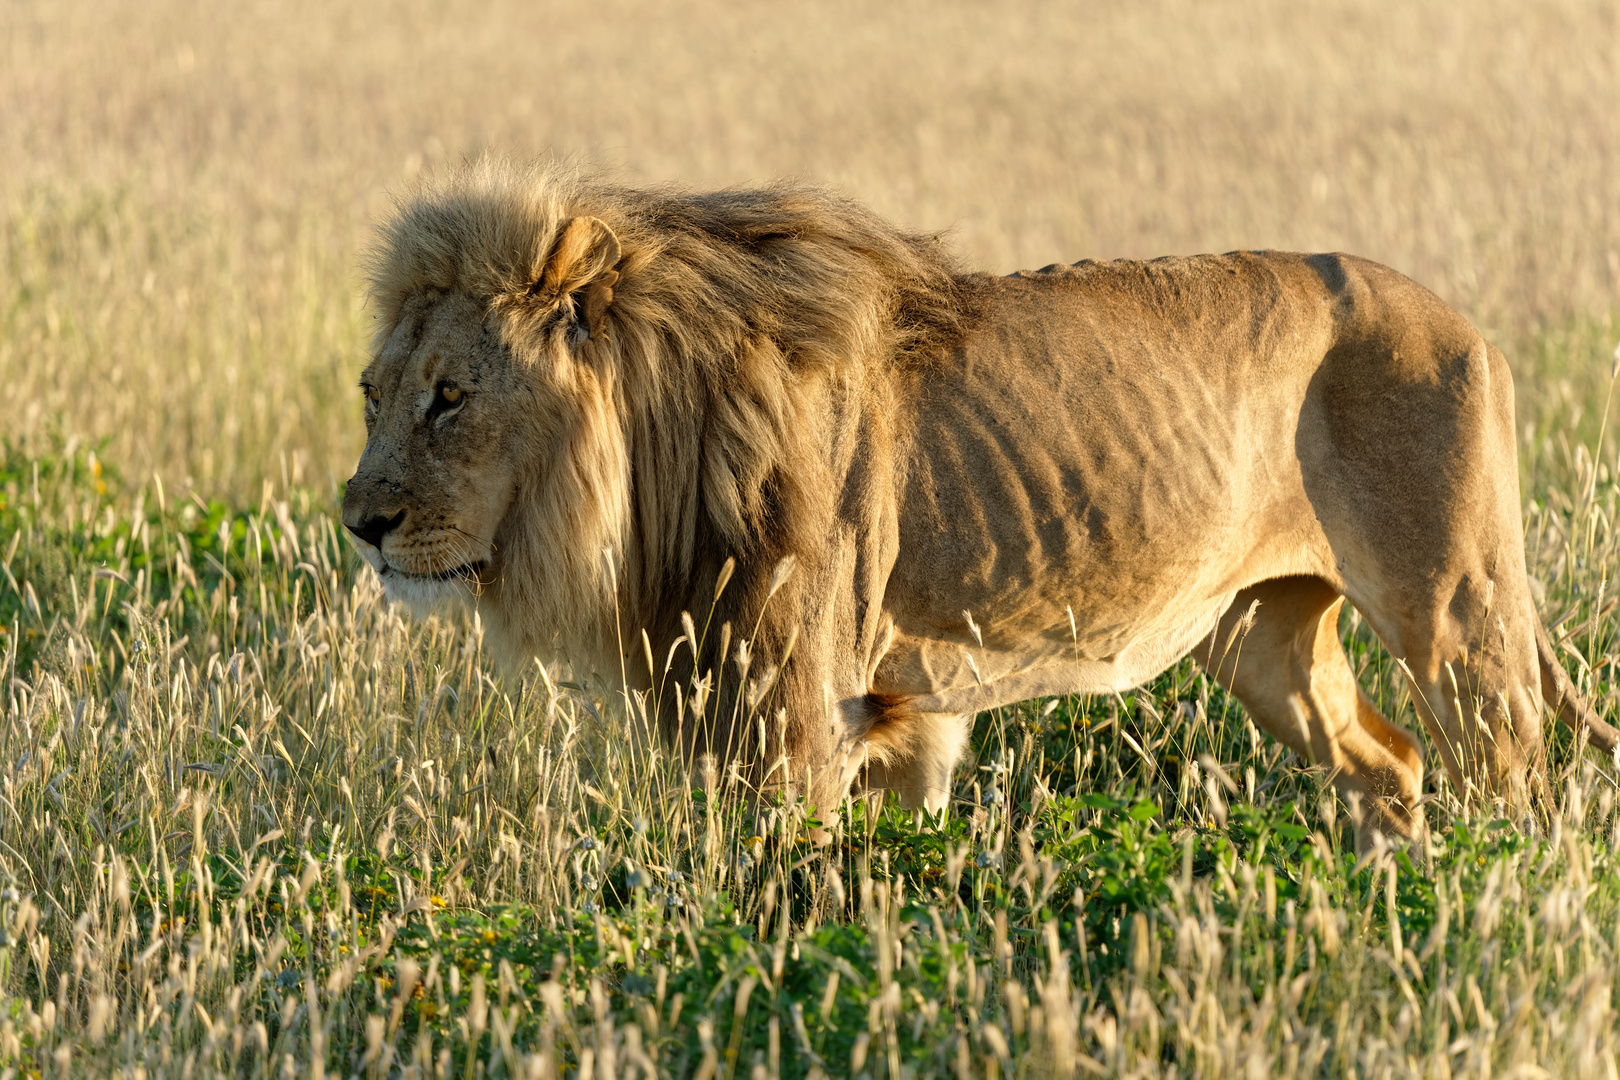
[348,510,405,550]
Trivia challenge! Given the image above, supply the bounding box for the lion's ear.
[532,216,621,340]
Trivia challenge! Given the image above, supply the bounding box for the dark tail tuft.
[857,692,923,767]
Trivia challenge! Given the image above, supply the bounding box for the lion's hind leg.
[850,694,971,814]
[1194,576,1423,847]
[1353,571,1549,820]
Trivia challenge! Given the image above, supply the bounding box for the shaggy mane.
[367,160,973,375]
[364,160,981,705]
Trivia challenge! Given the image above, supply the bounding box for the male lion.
[343,160,1616,844]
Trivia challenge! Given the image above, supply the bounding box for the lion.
[342,159,1617,846]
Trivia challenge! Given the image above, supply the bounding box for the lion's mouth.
[383,560,489,584]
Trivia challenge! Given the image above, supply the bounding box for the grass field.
[4,1,1620,1076]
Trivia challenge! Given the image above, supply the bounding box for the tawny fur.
[343,158,1616,842]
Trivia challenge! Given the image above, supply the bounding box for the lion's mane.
[364,160,979,752]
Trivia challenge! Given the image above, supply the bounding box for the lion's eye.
[363,384,381,404]
[429,381,465,421]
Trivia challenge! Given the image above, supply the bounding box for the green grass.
[1,419,1619,1078]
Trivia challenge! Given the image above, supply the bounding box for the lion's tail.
[1536,616,1620,756]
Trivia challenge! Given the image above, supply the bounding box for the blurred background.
[3,0,1618,496]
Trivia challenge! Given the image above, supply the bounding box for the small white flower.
[576,837,598,851]
[975,851,998,869]
[982,788,1004,806]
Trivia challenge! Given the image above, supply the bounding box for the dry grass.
[3,435,1620,1078]
[4,0,1620,1076]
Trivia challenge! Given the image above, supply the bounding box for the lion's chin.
[377,565,481,619]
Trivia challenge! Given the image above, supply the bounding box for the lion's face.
[342,291,528,614]
[343,213,631,653]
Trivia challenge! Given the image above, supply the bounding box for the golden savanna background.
[5,0,1618,496]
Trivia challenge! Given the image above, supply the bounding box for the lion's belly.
[875,591,1236,714]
